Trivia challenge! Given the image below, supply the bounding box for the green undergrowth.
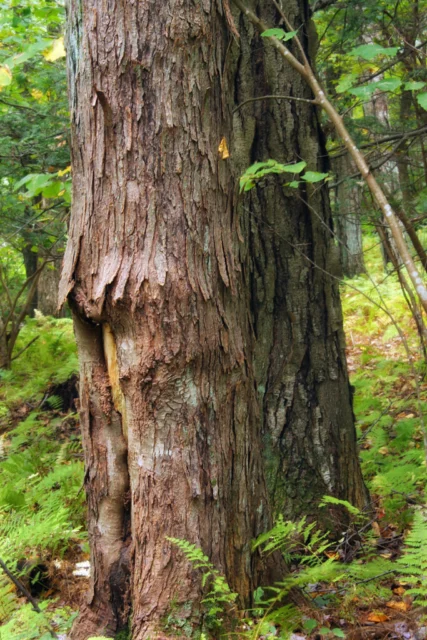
[0,316,84,638]
[342,234,427,525]
[2,239,427,639]
[0,315,78,417]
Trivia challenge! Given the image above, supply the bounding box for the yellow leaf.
[58,166,71,177]
[44,38,66,62]
[0,66,12,88]
[218,137,230,160]
[31,89,44,101]
[386,601,411,612]
[367,612,389,623]
[392,586,406,596]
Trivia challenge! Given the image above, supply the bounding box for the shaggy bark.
[62,1,273,637]
[62,0,367,636]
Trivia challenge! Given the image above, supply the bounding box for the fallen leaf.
[386,601,411,612]
[367,612,389,623]
[372,521,381,536]
[325,551,340,560]
[392,587,406,596]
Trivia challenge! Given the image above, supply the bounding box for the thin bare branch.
[233,94,317,113]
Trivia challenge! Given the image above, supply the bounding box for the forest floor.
[0,237,426,640]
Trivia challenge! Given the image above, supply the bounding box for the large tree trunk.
[61,1,274,637]
[61,0,367,636]
[231,2,368,522]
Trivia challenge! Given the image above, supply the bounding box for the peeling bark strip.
[63,0,366,636]
[72,314,130,637]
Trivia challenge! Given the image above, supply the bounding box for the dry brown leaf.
[378,446,389,455]
[371,521,381,537]
[386,601,411,612]
[367,612,389,623]
[392,587,406,596]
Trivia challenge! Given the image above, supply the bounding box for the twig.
[0,98,45,116]
[11,336,40,362]
[233,94,317,113]
[0,558,59,638]
[358,401,394,442]
[0,558,41,614]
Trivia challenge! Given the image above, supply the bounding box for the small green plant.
[166,537,238,628]
[396,508,427,605]
[0,600,76,639]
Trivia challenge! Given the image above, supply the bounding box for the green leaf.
[261,28,297,41]
[417,92,427,110]
[333,629,346,638]
[28,175,54,196]
[14,174,36,191]
[287,181,300,188]
[319,495,362,516]
[302,171,329,183]
[336,73,358,94]
[282,30,298,41]
[320,628,331,635]
[281,160,307,173]
[4,40,51,69]
[0,66,12,87]
[261,28,287,38]
[253,586,264,603]
[349,44,399,60]
[41,181,62,199]
[404,81,426,91]
[347,84,377,98]
[303,619,318,631]
[374,77,402,92]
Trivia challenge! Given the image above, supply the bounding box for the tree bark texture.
[61,0,367,637]
[332,155,365,278]
[22,242,38,318]
[61,1,274,637]
[37,258,63,316]
[230,1,367,521]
